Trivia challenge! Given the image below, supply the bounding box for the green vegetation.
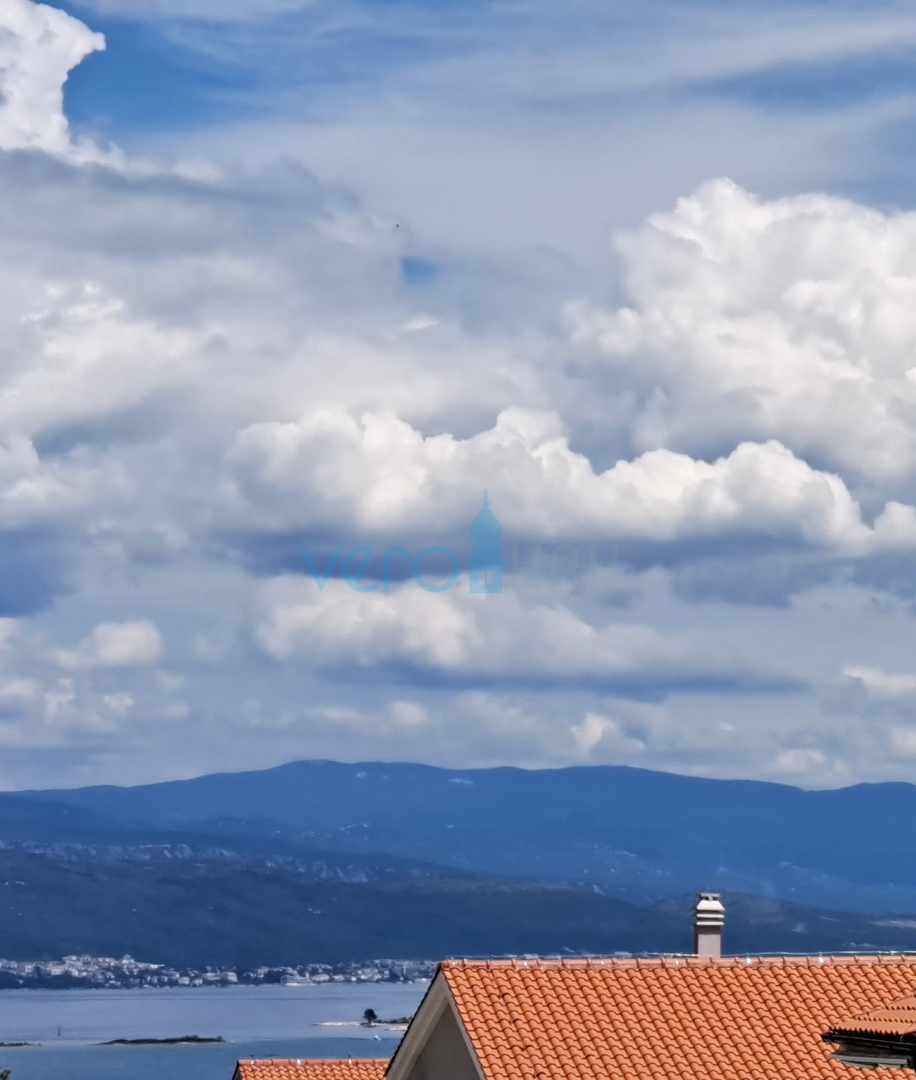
[363,1009,411,1026]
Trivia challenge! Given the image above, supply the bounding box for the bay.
[0,984,427,1080]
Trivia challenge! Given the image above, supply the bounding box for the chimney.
[693,892,725,958]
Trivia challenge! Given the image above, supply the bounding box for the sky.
[4,0,916,789]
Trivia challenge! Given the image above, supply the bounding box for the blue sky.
[3,0,916,789]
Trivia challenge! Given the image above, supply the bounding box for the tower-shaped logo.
[469,490,503,594]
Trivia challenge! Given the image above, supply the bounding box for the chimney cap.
[694,892,725,926]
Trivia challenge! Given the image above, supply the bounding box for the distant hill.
[18,760,916,912]
[2,845,916,967]
[6,759,916,966]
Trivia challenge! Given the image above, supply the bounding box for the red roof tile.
[235,1059,387,1080]
[829,994,916,1037]
[440,956,916,1080]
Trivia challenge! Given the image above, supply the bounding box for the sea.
[0,983,427,1080]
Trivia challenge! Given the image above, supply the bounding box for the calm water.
[0,984,426,1080]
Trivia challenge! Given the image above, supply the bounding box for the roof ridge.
[441,953,916,970]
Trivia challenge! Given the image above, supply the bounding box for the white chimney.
[693,892,725,958]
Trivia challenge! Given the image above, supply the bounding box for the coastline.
[0,958,434,993]
[0,982,426,1047]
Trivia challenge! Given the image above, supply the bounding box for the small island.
[98,1035,225,1046]
[362,1009,412,1027]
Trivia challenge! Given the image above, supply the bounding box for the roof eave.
[385,967,486,1080]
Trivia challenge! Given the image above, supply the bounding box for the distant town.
[0,955,436,990]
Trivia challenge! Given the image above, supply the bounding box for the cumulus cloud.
[567,179,916,489]
[253,573,783,692]
[3,282,201,439]
[227,406,916,553]
[54,620,163,671]
[0,680,136,747]
[570,711,646,756]
[0,0,105,158]
[0,618,171,758]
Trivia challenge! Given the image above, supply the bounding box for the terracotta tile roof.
[828,994,916,1037]
[235,1059,387,1080]
[440,956,916,1080]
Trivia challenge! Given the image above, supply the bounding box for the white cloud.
[570,711,646,757]
[771,747,830,777]
[228,406,916,552]
[567,179,916,487]
[0,0,105,158]
[388,699,428,728]
[843,665,916,699]
[253,573,770,689]
[283,692,660,771]
[0,676,40,705]
[5,282,199,438]
[55,620,163,671]
[0,675,143,748]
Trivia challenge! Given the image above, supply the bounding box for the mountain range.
[2,760,916,965]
